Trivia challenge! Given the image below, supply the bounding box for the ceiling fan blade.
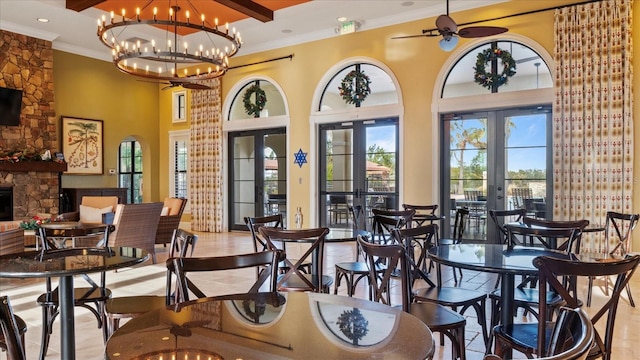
[457,26,508,38]
[161,84,176,91]
[392,34,438,39]
[436,14,458,33]
[181,83,212,90]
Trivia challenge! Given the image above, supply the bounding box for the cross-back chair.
[493,254,640,360]
[105,229,198,336]
[171,250,284,302]
[35,225,114,360]
[258,227,333,293]
[438,207,469,285]
[393,224,490,350]
[333,205,383,299]
[488,208,527,289]
[371,208,414,244]
[0,296,26,360]
[244,214,312,275]
[485,307,593,360]
[587,211,640,307]
[357,236,466,360]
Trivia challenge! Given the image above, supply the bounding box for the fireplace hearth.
[0,187,12,221]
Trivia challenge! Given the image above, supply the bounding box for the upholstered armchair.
[57,196,120,224]
[155,198,187,246]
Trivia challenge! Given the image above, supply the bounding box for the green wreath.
[473,48,517,90]
[338,69,372,105]
[243,84,267,117]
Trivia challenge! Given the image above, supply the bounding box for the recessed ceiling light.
[337,16,348,22]
[282,29,292,34]
[37,18,49,23]
[401,1,414,6]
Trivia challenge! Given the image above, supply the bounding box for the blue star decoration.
[293,148,308,168]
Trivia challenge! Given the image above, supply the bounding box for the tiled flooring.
[2,229,640,359]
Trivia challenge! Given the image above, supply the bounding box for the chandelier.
[96,4,242,83]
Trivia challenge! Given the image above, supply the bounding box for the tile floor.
[1,228,640,359]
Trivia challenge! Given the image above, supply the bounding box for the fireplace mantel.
[0,161,67,172]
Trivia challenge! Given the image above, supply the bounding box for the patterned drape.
[553,0,633,252]
[190,79,224,232]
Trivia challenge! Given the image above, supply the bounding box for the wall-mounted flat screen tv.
[0,87,23,126]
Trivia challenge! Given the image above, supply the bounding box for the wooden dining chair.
[437,207,469,285]
[587,211,640,307]
[486,307,593,360]
[35,225,114,360]
[171,250,284,302]
[258,227,333,293]
[492,254,640,360]
[357,236,467,360]
[0,296,26,360]
[244,214,312,276]
[105,229,198,337]
[371,208,414,244]
[333,205,384,299]
[393,224,490,350]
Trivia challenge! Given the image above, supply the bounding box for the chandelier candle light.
[97,5,242,82]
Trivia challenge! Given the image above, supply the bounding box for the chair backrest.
[371,209,415,244]
[164,229,198,305]
[605,211,640,255]
[402,204,438,215]
[357,236,411,311]
[111,202,164,263]
[484,307,594,360]
[451,207,469,242]
[258,227,330,292]
[505,224,583,254]
[523,217,590,231]
[0,296,25,360]
[534,254,640,359]
[464,190,483,201]
[392,224,438,287]
[244,214,284,253]
[155,198,188,245]
[348,204,365,232]
[169,250,283,302]
[81,196,119,210]
[162,197,187,216]
[489,208,527,244]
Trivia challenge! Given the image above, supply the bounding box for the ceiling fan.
[161,80,212,91]
[392,0,508,51]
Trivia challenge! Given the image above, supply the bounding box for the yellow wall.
[54,51,161,202]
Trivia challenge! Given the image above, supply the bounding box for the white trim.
[172,90,187,123]
[309,56,404,225]
[168,129,191,214]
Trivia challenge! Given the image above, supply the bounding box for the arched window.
[442,40,552,98]
[319,63,398,111]
[118,139,143,203]
[228,80,286,120]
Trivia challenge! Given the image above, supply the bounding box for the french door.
[441,106,552,242]
[319,118,398,232]
[228,128,287,231]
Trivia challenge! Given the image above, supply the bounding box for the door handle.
[497,195,503,200]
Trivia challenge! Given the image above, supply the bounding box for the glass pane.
[229,80,286,120]
[449,118,488,200]
[325,129,353,192]
[366,125,397,209]
[442,41,552,98]
[320,63,398,111]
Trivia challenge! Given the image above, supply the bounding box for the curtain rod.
[229,54,294,70]
[427,0,604,30]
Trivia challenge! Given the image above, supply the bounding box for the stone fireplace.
[1,30,59,220]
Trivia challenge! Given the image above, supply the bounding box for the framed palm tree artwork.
[61,116,103,175]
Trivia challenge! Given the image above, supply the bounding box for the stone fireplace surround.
[1,30,59,220]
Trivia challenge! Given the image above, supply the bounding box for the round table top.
[428,244,571,275]
[106,292,435,360]
[0,247,148,278]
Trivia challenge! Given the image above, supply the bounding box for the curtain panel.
[190,79,224,232]
[553,0,633,252]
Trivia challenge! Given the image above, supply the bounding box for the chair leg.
[39,305,55,360]
[626,283,635,307]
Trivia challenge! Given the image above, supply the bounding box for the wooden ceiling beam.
[66,0,107,12]
[214,0,274,22]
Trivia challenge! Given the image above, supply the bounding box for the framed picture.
[61,116,104,175]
